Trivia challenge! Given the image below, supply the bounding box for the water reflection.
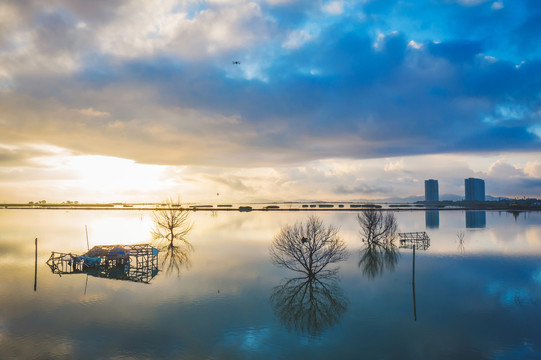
[425,210,439,229]
[2,210,541,358]
[457,230,466,254]
[466,211,486,228]
[159,240,193,276]
[269,216,348,336]
[358,242,400,279]
[34,237,38,292]
[151,199,194,276]
[357,210,400,279]
[270,274,348,336]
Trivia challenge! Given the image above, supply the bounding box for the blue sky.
[0,0,540,202]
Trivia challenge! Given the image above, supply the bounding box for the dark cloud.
[0,146,56,167]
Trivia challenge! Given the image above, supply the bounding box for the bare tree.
[270,216,348,278]
[357,209,399,279]
[152,198,193,247]
[269,216,349,336]
[357,209,398,245]
[151,198,193,276]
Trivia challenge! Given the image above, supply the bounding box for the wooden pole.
[34,238,37,292]
[85,225,89,250]
[412,244,417,321]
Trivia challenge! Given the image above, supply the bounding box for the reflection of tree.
[358,241,399,279]
[457,230,465,254]
[357,210,400,279]
[270,274,347,336]
[152,198,193,276]
[269,216,348,336]
[160,240,192,276]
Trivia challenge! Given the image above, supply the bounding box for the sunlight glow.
[69,155,172,196]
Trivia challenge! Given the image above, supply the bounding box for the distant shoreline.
[1,203,540,212]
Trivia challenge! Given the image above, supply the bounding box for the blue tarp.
[82,256,101,267]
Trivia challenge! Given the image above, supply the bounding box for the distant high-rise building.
[465,178,485,201]
[424,179,439,202]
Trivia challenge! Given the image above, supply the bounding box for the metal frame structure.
[398,232,430,250]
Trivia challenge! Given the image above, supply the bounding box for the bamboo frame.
[46,244,159,283]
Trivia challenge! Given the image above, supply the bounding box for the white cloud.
[384,159,404,172]
[282,29,315,49]
[73,108,110,117]
[373,31,398,50]
[322,1,344,15]
[488,160,523,177]
[455,0,491,6]
[96,0,272,59]
[524,161,541,178]
[491,1,504,10]
[482,55,498,64]
[407,40,422,49]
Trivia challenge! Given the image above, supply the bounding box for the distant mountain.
[440,194,463,201]
[375,194,510,203]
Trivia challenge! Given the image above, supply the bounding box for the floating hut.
[398,232,430,250]
[47,244,159,283]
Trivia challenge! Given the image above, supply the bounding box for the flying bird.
[232,61,240,65]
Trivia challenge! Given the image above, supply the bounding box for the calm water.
[1,209,541,359]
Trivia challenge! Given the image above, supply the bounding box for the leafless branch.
[357,210,398,245]
[269,216,349,278]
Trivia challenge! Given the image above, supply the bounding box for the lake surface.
[1,209,541,359]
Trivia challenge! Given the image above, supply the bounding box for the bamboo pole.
[34,238,37,292]
[412,244,417,321]
[85,225,89,250]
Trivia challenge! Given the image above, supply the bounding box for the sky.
[0,0,540,203]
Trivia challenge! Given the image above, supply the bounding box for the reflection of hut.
[47,244,159,283]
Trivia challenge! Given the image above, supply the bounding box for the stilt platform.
[46,244,159,283]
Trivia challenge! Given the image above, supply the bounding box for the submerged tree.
[270,216,349,278]
[357,209,398,245]
[357,209,400,279]
[152,198,193,276]
[269,216,349,336]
